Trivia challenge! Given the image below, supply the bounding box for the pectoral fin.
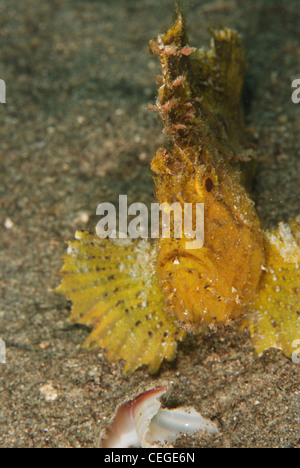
[57,232,185,373]
[244,217,300,358]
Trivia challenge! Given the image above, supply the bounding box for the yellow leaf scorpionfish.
[57,12,300,374]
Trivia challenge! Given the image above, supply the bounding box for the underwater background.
[0,0,299,447]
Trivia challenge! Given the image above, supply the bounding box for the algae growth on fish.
[57,11,300,373]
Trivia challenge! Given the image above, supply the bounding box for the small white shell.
[148,407,219,446]
[99,386,219,448]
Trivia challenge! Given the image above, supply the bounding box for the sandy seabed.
[0,0,299,448]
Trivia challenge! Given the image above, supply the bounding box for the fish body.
[151,13,264,328]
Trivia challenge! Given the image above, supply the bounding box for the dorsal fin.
[150,11,255,179]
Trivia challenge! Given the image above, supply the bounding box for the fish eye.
[205,177,214,192]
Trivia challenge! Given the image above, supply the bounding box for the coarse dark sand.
[0,0,299,448]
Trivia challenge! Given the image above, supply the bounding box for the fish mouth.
[158,246,246,309]
[159,246,215,277]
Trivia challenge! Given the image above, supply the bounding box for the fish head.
[152,146,265,328]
